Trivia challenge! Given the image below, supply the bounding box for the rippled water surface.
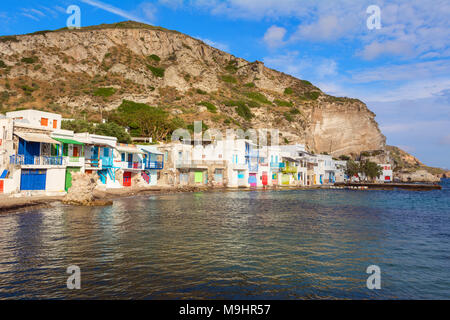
[0,180,449,299]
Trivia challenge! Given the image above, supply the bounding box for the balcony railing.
[101,156,114,168]
[85,158,101,169]
[145,161,164,170]
[126,161,143,170]
[270,162,284,169]
[282,165,298,174]
[10,155,65,166]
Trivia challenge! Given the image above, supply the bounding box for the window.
[164,151,168,162]
[41,118,48,126]
[121,153,125,161]
[178,151,183,160]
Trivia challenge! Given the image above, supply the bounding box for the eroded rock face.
[64,172,98,205]
[396,170,441,183]
[307,101,385,156]
[0,22,386,156]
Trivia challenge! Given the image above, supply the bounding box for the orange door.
[0,180,4,193]
[73,146,79,157]
[53,120,58,129]
[41,118,48,126]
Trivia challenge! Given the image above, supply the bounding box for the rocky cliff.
[0,21,386,156]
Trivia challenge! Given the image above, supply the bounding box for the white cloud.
[158,0,184,9]
[263,51,338,81]
[81,0,155,24]
[21,13,39,21]
[186,0,450,60]
[291,15,357,42]
[263,25,286,48]
[29,9,46,17]
[351,60,450,83]
[358,40,415,60]
[196,36,229,52]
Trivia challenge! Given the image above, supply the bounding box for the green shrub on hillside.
[225,60,238,73]
[244,82,255,88]
[236,104,253,121]
[93,87,116,97]
[223,100,253,120]
[21,56,38,64]
[62,119,131,143]
[300,91,320,100]
[147,65,165,78]
[196,88,207,95]
[198,101,217,113]
[283,112,293,122]
[300,80,313,86]
[284,87,293,95]
[221,75,237,83]
[0,60,6,68]
[0,36,19,43]
[244,92,271,104]
[274,99,293,107]
[109,100,184,141]
[148,54,161,62]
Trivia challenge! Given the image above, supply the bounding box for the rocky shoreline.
[1,180,444,215]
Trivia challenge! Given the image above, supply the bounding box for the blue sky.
[1,0,449,168]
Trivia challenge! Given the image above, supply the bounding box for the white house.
[6,110,62,131]
[378,163,393,183]
[138,145,164,186]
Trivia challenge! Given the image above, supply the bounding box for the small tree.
[361,160,383,181]
[94,122,131,144]
[345,160,360,180]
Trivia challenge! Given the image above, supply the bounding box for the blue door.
[20,169,46,190]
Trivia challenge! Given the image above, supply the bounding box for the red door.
[123,172,132,187]
[262,172,268,186]
[73,146,79,157]
[0,180,4,193]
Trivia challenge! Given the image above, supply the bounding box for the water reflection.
[0,185,449,299]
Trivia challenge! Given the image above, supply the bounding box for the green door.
[65,167,80,191]
[194,171,203,184]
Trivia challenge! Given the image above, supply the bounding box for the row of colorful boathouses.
[0,109,393,195]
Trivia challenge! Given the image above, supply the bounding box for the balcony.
[282,165,298,174]
[66,157,85,167]
[85,158,102,170]
[118,161,143,171]
[270,162,284,169]
[10,155,65,166]
[101,156,114,168]
[145,161,164,170]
